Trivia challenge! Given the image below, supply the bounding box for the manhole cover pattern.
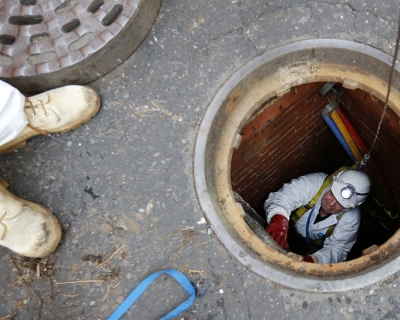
[0,0,139,78]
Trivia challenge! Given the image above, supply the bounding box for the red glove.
[302,255,314,263]
[266,214,289,250]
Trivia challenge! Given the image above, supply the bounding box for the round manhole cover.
[0,0,161,92]
[194,39,400,292]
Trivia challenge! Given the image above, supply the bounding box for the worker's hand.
[302,255,314,263]
[266,214,289,250]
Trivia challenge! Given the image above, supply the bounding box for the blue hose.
[322,114,356,162]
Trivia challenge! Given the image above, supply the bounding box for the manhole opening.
[231,81,400,262]
[194,40,400,291]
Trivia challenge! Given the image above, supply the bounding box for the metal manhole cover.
[0,0,161,92]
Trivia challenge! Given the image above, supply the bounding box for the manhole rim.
[194,38,400,292]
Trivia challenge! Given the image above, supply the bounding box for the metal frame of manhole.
[0,0,161,93]
[194,39,400,292]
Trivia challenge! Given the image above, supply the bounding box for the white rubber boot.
[0,180,61,257]
[0,85,100,154]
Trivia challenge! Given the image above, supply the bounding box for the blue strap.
[305,207,315,244]
[108,269,196,320]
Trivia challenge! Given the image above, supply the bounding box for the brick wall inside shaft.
[339,85,400,211]
[230,82,400,217]
[231,82,345,215]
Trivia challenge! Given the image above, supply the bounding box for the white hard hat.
[331,170,371,208]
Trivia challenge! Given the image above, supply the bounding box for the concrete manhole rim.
[194,39,400,292]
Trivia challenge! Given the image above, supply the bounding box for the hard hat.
[331,170,371,208]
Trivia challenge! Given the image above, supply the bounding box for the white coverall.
[264,173,361,264]
[0,80,27,146]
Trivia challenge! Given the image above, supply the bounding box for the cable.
[368,12,400,154]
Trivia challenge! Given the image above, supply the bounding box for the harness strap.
[305,207,314,244]
[324,212,345,238]
[292,166,347,224]
[292,166,350,249]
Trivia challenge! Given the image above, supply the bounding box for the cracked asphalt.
[1,0,400,319]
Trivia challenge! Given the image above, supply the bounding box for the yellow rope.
[330,110,364,162]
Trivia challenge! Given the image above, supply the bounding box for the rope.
[368,12,400,154]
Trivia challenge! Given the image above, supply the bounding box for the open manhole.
[194,39,400,292]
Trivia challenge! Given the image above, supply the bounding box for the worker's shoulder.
[289,173,327,195]
[296,172,327,184]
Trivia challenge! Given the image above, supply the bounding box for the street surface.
[0,0,399,319]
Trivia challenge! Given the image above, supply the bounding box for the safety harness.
[291,166,347,249]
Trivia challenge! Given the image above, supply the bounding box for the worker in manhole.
[0,80,100,257]
[264,169,371,264]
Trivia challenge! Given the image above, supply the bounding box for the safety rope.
[368,12,400,155]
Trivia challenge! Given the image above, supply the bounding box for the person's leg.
[0,83,100,154]
[0,81,100,257]
[0,80,28,147]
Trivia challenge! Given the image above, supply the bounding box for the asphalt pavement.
[1,0,400,319]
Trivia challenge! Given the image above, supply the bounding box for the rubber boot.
[0,85,100,154]
[0,180,61,257]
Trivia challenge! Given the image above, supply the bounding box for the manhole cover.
[0,0,161,92]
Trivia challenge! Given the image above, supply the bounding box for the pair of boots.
[0,85,100,257]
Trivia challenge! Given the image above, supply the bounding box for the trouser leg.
[0,80,28,146]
